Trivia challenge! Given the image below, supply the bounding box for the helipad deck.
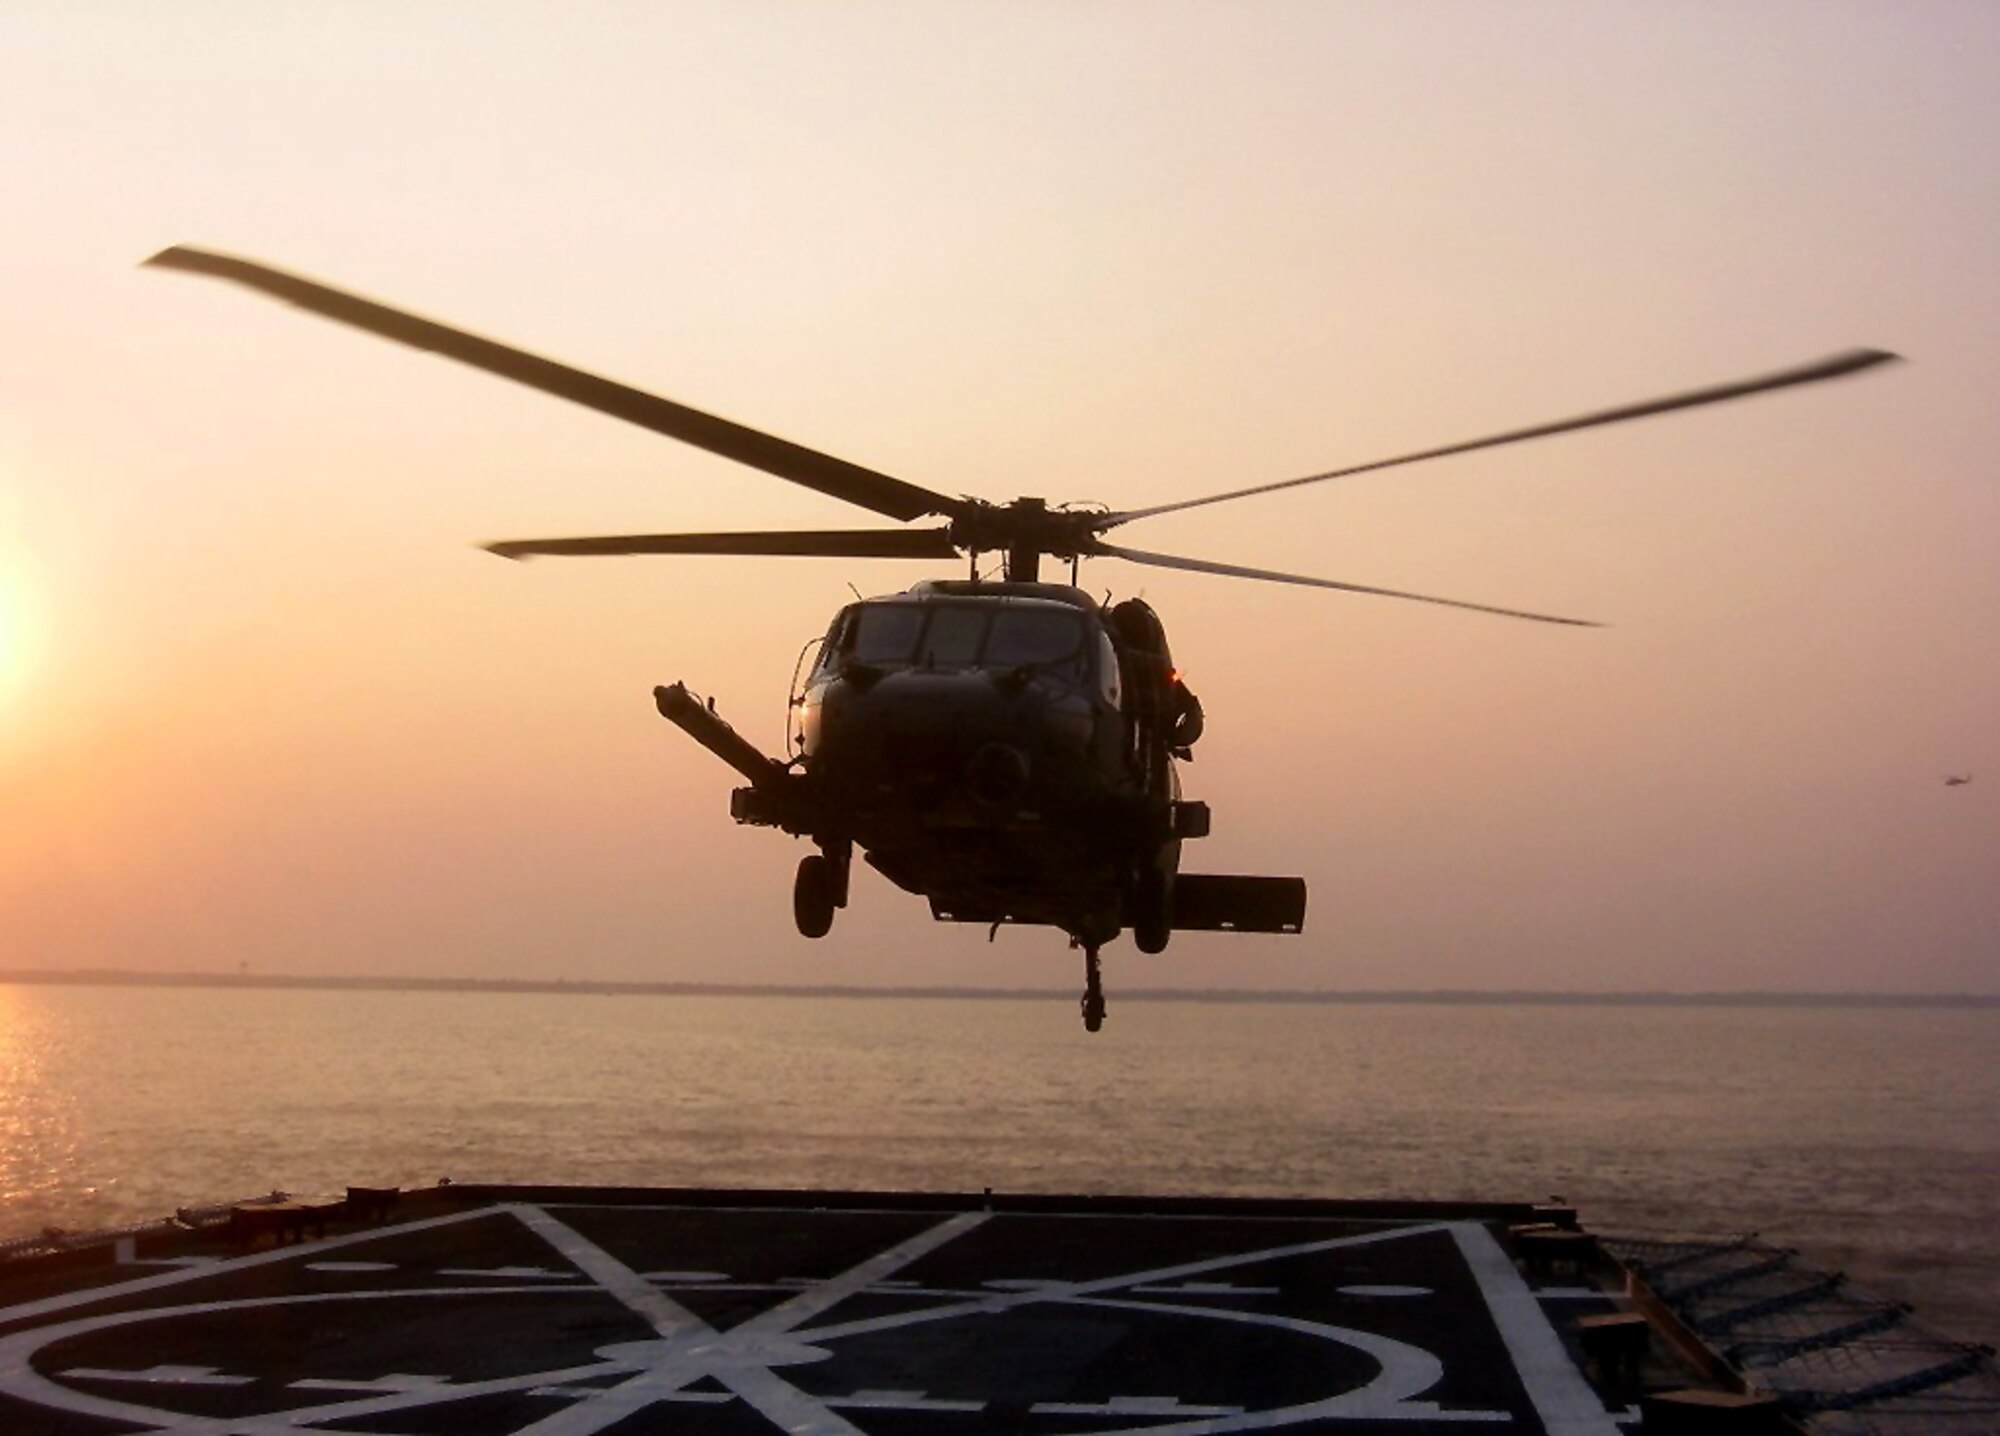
[0,1187,1727,1435]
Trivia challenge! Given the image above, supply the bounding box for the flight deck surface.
[0,1187,1666,1435]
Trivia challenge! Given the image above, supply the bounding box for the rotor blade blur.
[1099,348,1900,530]
[145,246,961,525]
[1093,540,1600,626]
[485,527,961,560]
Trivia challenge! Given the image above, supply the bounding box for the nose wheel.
[1080,943,1106,1033]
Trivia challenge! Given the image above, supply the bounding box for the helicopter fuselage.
[656,577,1303,1006]
[795,581,1174,941]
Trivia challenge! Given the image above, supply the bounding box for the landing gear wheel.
[1080,944,1106,1033]
[793,854,836,938]
[1132,869,1173,955]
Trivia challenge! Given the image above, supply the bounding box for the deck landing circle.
[0,1190,1634,1435]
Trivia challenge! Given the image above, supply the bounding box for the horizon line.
[2,969,1995,1008]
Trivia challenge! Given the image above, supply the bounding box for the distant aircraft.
[1944,773,1972,787]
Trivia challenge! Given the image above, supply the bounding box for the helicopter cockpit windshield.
[841,603,1088,681]
[984,609,1086,670]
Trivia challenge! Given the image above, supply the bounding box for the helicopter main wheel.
[1132,869,1173,955]
[793,854,837,939]
[1080,943,1106,1033]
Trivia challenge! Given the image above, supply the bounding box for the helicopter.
[147,246,1896,1029]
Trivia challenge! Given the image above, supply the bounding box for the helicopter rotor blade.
[1098,348,1900,531]
[145,246,961,525]
[485,527,962,561]
[1092,540,1600,626]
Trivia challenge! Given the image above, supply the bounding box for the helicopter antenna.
[846,582,864,601]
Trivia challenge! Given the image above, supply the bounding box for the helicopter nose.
[965,743,1031,811]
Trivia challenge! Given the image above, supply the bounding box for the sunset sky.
[2,2,1994,994]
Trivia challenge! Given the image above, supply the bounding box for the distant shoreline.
[1,969,1993,1008]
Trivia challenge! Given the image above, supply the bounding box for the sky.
[1,1,1994,994]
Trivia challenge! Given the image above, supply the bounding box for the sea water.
[1,983,1994,1343]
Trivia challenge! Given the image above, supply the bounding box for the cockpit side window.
[987,610,1086,679]
[815,608,854,672]
[1095,628,1121,703]
[850,604,925,665]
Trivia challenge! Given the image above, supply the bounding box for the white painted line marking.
[1453,1222,1624,1436]
[984,1277,1068,1291]
[0,1288,621,1435]
[61,1364,253,1387]
[506,1220,1500,1436]
[512,1203,987,1436]
[1134,1283,1280,1296]
[0,1205,1603,1436]
[306,1261,398,1273]
[512,1216,996,1436]
[0,1216,1008,1436]
[0,1202,508,1327]
[1070,1294,1512,1430]
[510,1205,716,1343]
[438,1265,576,1280]
[290,1372,450,1393]
[1034,1395,1246,1417]
[528,1383,731,1403]
[1337,1284,1433,1298]
[642,1269,727,1282]
[827,1387,986,1411]
[800,1220,1456,1345]
[738,1211,989,1337]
